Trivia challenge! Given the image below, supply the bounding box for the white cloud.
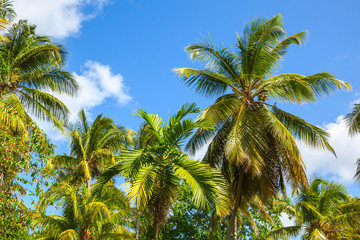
[299,115,360,183]
[37,60,132,142]
[58,60,131,119]
[280,212,295,227]
[13,0,109,38]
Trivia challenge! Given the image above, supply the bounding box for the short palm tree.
[267,179,360,240]
[35,181,134,240]
[96,103,228,238]
[47,109,133,190]
[345,104,360,182]
[0,20,78,132]
[174,14,351,239]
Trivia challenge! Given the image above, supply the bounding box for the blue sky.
[15,0,360,226]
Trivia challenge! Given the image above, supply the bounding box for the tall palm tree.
[0,20,78,132]
[345,104,360,182]
[96,103,229,238]
[267,179,360,240]
[47,109,133,190]
[174,14,351,239]
[35,181,134,240]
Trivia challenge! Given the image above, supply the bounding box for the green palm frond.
[173,157,229,214]
[262,72,350,103]
[134,108,163,142]
[271,106,335,155]
[47,155,77,170]
[0,0,16,21]
[186,37,239,79]
[266,226,302,240]
[126,165,158,209]
[0,95,29,135]
[34,215,71,235]
[345,104,360,136]
[58,229,80,240]
[174,68,233,97]
[272,31,307,56]
[168,102,199,127]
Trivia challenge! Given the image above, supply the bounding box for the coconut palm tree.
[47,109,133,190]
[0,20,78,132]
[0,0,16,21]
[267,179,360,240]
[345,104,360,182]
[95,103,229,238]
[174,14,351,239]
[35,181,134,240]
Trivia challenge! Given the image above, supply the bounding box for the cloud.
[280,212,295,227]
[299,115,360,183]
[58,60,132,119]
[37,60,132,142]
[13,0,109,39]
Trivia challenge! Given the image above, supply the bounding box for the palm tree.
[174,14,351,239]
[267,179,360,240]
[345,104,360,182]
[95,103,229,238]
[0,0,16,21]
[47,109,133,190]
[35,181,134,240]
[0,20,78,132]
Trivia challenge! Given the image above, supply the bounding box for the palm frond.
[271,105,335,155]
[266,226,302,240]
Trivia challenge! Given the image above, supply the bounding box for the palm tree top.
[174,14,350,105]
[0,20,78,132]
[47,109,133,189]
[268,178,360,240]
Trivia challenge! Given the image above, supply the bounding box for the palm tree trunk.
[136,211,140,239]
[225,173,244,240]
[234,216,237,239]
[86,178,91,192]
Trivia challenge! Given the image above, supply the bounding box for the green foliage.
[96,103,229,237]
[47,109,133,190]
[0,19,78,132]
[0,123,54,239]
[139,184,223,240]
[268,179,360,240]
[34,182,134,240]
[0,8,355,240]
[138,184,284,240]
[0,0,16,21]
[239,209,284,240]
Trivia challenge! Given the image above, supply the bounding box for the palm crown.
[96,103,229,237]
[268,179,360,240]
[47,109,133,189]
[0,20,78,132]
[35,181,134,240]
[174,14,351,239]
